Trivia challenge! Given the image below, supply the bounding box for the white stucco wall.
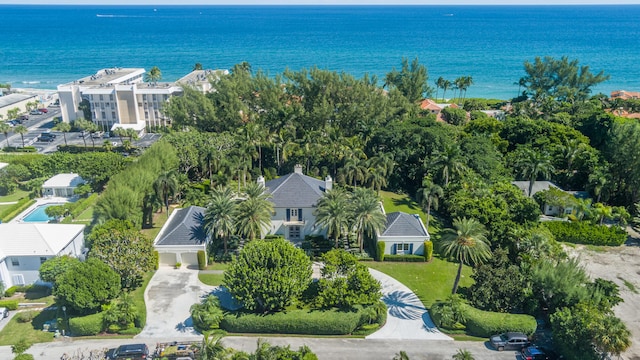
[154,244,206,266]
[270,207,326,240]
[378,236,429,255]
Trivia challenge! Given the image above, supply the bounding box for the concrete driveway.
[136,267,214,338]
[366,269,452,340]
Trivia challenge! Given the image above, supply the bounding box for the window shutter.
[409,243,414,254]
[392,244,397,255]
[298,208,303,221]
[286,209,290,221]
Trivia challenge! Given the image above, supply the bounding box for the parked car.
[521,346,552,360]
[30,110,43,115]
[79,130,89,138]
[92,131,104,138]
[489,331,530,351]
[111,343,149,360]
[38,108,48,113]
[18,115,29,121]
[39,133,56,142]
[0,307,8,319]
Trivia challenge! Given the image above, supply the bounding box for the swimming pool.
[22,203,63,223]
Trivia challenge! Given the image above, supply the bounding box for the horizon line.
[2,2,640,5]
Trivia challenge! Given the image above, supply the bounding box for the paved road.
[0,336,520,360]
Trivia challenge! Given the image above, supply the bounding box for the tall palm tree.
[452,349,475,360]
[13,125,28,148]
[74,118,90,148]
[514,147,555,197]
[442,79,452,101]
[314,187,352,247]
[204,186,237,255]
[439,217,492,294]
[352,187,386,252]
[461,76,474,104]
[416,176,443,230]
[0,122,11,148]
[53,121,71,146]
[432,143,467,187]
[235,185,273,241]
[588,169,609,203]
[435,76,445,101]
[199,332,227,360]
[340,157,366,188]
[145,66,162,85]
[154,171,179,217]
[594,315,631,358]
[365,164,387,195]
[592,202,614,225]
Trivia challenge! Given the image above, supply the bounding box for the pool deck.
[10,197,71,224]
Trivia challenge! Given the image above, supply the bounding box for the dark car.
[38,108,48,113]
[111,343,149,359]
[18,115,29,122]
[38,133,56,142]
[521,346,552,360]
[489,331,530,351]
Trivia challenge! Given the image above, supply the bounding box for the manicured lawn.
[199,273,225,286]
[0,309,56,345]
[367,257,474,309]
[379,190,441,235]
[0,189,29,203]
[205,262,230,271]
[141,208,173,240]
[131,271,155,330]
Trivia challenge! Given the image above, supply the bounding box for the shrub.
[16,311,37,323]
[69,312,104,336]
[220,307,367,335]
[117,327,141,335]
[153,251,159,270]
[4,287,17,298]
[464,304,537,337]
[424,241,433,262]
[197,250,206,270]
[383,254,425,262]
[174,262,182,269]
[376,241,385,262]
[543,221,627,246]
[0,300,19,310]
[190,295,224,332]
[13,354,35,360]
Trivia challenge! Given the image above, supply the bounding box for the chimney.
[325,175,333,191]
[294,164,303,174]
[257,175,265,188]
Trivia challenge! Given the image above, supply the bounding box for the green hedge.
[384,254,425,262]
[69,312,104,336]
[0,299,19,310]
[431,302,536,337]
[221,307,368,335]
[424,241,433,262]
[4,287,17,297]
[0,198,36,223]
[464,304,537,337]
[197,250,206,270]
[376,241,385,262]
[68,193,98,218]
[543,221,627,246]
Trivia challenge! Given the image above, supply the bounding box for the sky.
[1,0,640,4]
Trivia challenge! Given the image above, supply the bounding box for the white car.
[0,307,8,319]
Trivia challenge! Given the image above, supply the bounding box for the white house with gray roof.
[0,223,85,288]
[153,206,208,268]
[377,212,430,255]
[262,165,331,243]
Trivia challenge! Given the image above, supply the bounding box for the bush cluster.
[0,300,19,310]
[383,254,425,262]
[69,312,104,336]
[543,221,627,246]
[220,307,369,335]
[376,241,385,261]
[424,241,433,262]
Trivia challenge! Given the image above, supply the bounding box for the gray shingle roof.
[381,212,428,237]
[511,181,559,197]
[155,206,207,246]
[265,173,326,208]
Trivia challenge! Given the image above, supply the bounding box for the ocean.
[1,5,640,99]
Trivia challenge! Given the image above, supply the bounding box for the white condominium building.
[57,67,226,132]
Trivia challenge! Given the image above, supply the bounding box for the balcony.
[282,218,306,226]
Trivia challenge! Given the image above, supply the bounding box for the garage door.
[159,252,177,266]
[180,253,199,268]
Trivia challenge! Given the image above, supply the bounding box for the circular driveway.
[136,267,214,338]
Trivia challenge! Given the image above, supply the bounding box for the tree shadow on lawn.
[32,308,57,331]
[209,287,242,311]
[383,290,425,320]
[391,197,420,211]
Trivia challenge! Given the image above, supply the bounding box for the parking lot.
[3,108,161,154]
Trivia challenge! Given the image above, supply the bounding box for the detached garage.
[153,206,208,268]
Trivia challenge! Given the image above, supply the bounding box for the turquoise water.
[22,204,60,223]
[1,5,640,99]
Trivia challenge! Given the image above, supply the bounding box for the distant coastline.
[1,4,639,99]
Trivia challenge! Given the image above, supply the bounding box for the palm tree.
[314,187,352,247]
[204,186,237,256]
[442,79,452,101]
[592,202,614,225]
[452,349,475,360]
[154,171,179,217]
[0,122,11,148]
[235,185,273,241]
[74,118,90,148]
[53,121,71,146]
[594,315,631,358]
[588,169,609,203]
[461,76,473,104]
[103,140,113,152]
[439,217,492,294]
[13,125,27,148]
[352,187,386,252]
[340,157,366,188]
[145,66,162,85]
[112,127,126,145]
[199,332,227,360]
[416,176,443,230]
[432,143,467,187]
[365,164,387,195]
[392,351,410,360]
[435,76,445,101]
[514,147,554,197]
[86,122,99,148]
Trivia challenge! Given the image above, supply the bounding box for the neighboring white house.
[377,212,431,256]
[153,206,208,268]
[42,173,85,197]
[263,164,331,243]
[0,223,85,288]
[511,180,588,217]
